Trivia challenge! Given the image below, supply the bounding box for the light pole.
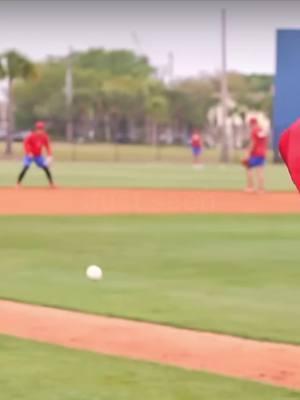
[167,51,174,86]
[131,31,143,55]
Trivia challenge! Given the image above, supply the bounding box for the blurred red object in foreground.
[279,119,300,192]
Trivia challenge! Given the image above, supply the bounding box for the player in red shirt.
[190,128,203,166]
[279,118,300,191]
[17,121,55,187]
[242,117,268,192]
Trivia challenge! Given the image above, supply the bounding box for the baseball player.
[242,117,268,193]
[190,128,203,166]
[16,121,55,188]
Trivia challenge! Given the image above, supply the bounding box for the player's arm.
[24,136,33,156]
[257,128,268,139]
[248,141,254,154]
[246,130,255,156]
[44,133,53,165]
[44,133,52,156]
[199,135,203,147]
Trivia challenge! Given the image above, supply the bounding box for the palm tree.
[0,50,36,154]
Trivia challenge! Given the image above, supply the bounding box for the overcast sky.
[1,0,300,77]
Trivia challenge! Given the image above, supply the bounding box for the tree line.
[0,48,273,154]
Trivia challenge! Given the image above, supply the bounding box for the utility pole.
[65,47,74,143]
[131,31,143,55]
[220,8,229,162]
[167,51,174,86]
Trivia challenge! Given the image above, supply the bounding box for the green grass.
[0,141,293,191]
[0,160,294,191]
[0,142,233,162]
[0,335,298,399]
[1,215,300,344]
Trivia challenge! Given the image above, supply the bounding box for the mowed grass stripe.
[0,214,300,344]
[0,160,294,191]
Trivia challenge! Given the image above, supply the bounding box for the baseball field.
[1,158,300,399]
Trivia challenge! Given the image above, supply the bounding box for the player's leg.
[196,148,204,169]
[35,156,55,187]
[245,168,255,192]
[192,147,196,164]
[17,156,32,186]
[256,163,265,193]
[192,147,201,166]
[242,157,254,192]
[197,148,202,163]
[42,166,54,186]
[17,166,30,185]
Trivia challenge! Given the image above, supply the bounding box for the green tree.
[168,77,217,142]
[145,80,170,145]
[12,48,274,150]
[0,50,36,154]
[14,49,156,143]
[74,49,154,78]
[226,72,273,117]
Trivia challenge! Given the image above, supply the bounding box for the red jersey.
[24,131,52,157]
[251,126,267,157]
[279,119,300,191]
[191,133,202,148]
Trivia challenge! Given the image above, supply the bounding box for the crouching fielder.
[17,121,55,188]
[242,118,268,193]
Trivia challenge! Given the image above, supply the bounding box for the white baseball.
[86,265,103,281]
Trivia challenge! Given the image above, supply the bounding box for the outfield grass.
[1,215,300,344]
[1,335,298,399]
[0,160,294,191]
[0,142,236,162]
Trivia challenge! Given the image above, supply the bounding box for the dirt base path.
[1,300,300,390]
[1,188,300,215]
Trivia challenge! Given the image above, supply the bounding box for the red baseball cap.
[35,121,45,130]
[279,119,300,191]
